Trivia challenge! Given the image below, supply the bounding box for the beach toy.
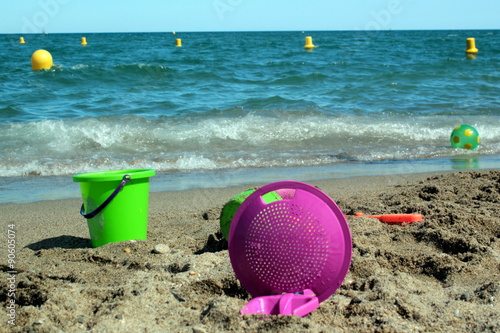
[73,169,155,247]
[345,212,423,224]
[450,124,480,150]
[31,49,53,70]
[228,181,352,317]
[220,189,282,240]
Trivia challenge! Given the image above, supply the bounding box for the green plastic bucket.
[220,188,282,240]
[73,169,156,248]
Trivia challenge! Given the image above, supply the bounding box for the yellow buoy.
[19,37,26,44]
[304,36,315,50]
[465,38,478,54]
[176,38,182,47]
[31,49,53,70]
[81,37,88,46]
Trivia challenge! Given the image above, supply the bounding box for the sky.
[1,0,499,34]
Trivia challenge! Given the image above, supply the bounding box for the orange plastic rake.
[344,213,423,224]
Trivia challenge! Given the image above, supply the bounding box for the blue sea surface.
[0,30,499,203]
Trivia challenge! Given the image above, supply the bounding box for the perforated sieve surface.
[229,181,352,302]
[245,201,329,291]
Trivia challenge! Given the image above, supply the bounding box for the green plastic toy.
[450,124,480,150]
[220,188,282,240]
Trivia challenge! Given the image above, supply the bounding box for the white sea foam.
[0,113,498,177]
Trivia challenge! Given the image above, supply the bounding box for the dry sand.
[1,170,499,332]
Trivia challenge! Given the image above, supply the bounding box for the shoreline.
[1,169,499,332]
[1,154,499,205]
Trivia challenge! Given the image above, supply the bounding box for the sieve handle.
[240,290,318,317]
[80,174,131,219]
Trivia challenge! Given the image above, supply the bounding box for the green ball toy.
[450,124,480,150]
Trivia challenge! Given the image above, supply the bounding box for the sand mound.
[1,170,499,332]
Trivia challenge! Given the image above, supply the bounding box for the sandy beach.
[1,170,499,332]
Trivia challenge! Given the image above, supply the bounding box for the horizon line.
[2,28,499,35]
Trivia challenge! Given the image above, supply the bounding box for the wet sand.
[1,170,499,332]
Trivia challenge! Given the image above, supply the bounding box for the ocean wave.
[0,112,498,177]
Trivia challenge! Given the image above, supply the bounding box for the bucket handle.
[80,174,131,219]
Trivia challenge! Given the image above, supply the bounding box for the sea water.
[0,30,499,203]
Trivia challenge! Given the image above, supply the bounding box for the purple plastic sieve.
[228,181,352,315]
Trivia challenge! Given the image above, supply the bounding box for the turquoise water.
[1,30,499,203]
